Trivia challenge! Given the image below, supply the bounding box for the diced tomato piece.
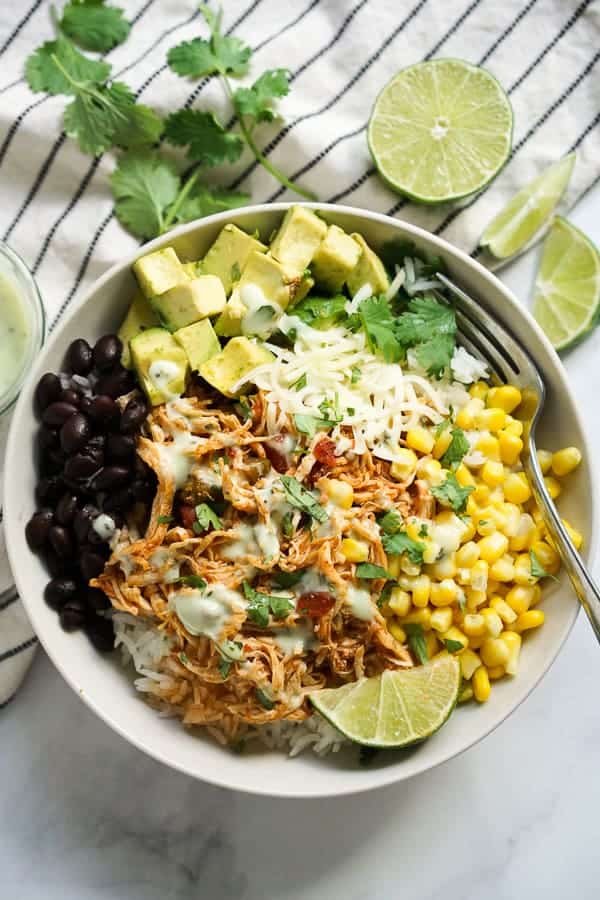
[264,436,290,473]
[297,591,335,617]
[313,437,338,467]
[179,504,196,530]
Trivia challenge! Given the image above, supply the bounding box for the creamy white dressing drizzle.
[150,547,181,583]
[157,430,203,489]
[240,283,283,337]
[173,584,246,641]
[271,622,316,656]
[148,359,183,401]
[345,585,375,621]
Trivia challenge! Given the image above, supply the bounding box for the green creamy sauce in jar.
[0,273,30,396]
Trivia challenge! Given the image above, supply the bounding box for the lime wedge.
[481,154,576,258]
[309,656,460,748]
[367,59,513,204]
[533,216,600,351]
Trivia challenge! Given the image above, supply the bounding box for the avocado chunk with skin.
[199,337,274,398]
[214,251,299,337]
[270,206,327,272]
[133,247,189,299]
[150,275,227,331]
[118,291,160,368]
[202,224,267,295]
[130,327,189,406]
[174,319,221,372]
[346,234,390,297]
[311,225,362,294]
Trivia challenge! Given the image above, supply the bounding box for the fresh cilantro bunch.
[59,1,131,53]
[166,5,316,200]
[394,294,457,377]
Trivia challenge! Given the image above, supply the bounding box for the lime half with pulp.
[367,59,513,204]
[481,153,576,259]
[533,216,600,351]
[309,655,460,748]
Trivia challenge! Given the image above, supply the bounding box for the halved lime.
[481,154,576,259]
[533,216,600,351]
[309,655,460,748]
[367,59,513,204]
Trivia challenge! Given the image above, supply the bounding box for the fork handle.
[525,449,600,643]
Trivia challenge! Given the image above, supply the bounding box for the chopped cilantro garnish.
[395,295,456,377]
[218,657,232,678]
[281,511,295,538]
[355,563,391,580]
[529,549,557,581]
[291,294,347,329]
[256,688,275,710]
[351,366,362,384]
[434,418,451,439]
[353,295,402,363]
[404,623,428,664]
[418,524,429,538]
[157,515,174,524]
[431,473,474,514]
[294,414,337,438]
[192,503,222,534]
[178,575,207,590]
[381,531,425,564]
[291,372,307,391]
[378,508,403,535]
[439,428,470,470]
[280,475,328,523]
[444,639,464,653]
[243,582,294,627]
[273,569,305,588]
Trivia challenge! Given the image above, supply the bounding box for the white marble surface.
[3,188,600,899]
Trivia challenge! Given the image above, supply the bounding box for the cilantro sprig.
[439,428,470,470]
[167,5,316,200]
[59,1,131,53]
[404,623,428,664]
[395,295,457,377]
[280,475,328,524]
[381,531,425,565]
[431,473,474,514]
[243,582,294,627]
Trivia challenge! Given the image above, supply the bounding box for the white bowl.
[4,204,595,798]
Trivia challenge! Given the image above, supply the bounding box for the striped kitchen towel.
[1,0,599,703]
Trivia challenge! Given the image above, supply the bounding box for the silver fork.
[437,272,600,642]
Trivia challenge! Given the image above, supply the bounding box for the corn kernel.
[489,556,515,582]
[455,398,484,430]
[481,607,503,638]
[428,553,457,580]
[504,472,532,504]
[456,541,480,568]
[505,584,535,615]
[467,634,485,649]
[400,557,421,576]
[544,476,561,500]
[416,456,444,486]
[504,417,524,437]
[466,588,487,610]
[430,607,453,633]
[432,429,453,459]
[509,513,537,552]
[489,596,518,624]
[476,515,496,537]
[551,446,582,477]
[513,555,535,586]
[388,621,407,643]
[388,587,411,617]
[386,555,402,578]
[460,648,482,679]
[390,448,418,482]
[473,666,491,702]
[458,686,474,703]
[487,385,522,413]
[451,465,474,492]
[405,520,423,542]
[500,630,522,675]
[399,607,432,630]
[562,518,583,550]
[477,532,509,564]
[474,434,501,462]
[499,432,524,466]
[514,609,545,632]
[406,427,435,455]
[422,540,441,565]
[537,449,553,474]
[470,381,489,401]
[460,517,477,543]
[470,559,489,592]
[321,478,354,509]
[341,538,369,562]
[462,613,486,637]
[430,579,458,607]
[442,626,468,651]
[487,665,506,680]
[480,636,510,668]
[425,631,440,658]
[530,539,560,574]
[472,485,491,506]
[476,407,507,432]
[411,574,431,608]
[481,460,505,487]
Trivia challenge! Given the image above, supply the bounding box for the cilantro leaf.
[439,428,470,470]
[444,639,464,653]
[293,414,336,438]
[415,333,456,378]
[355,563,391,580]
[381,531,425,564]
[404,623,428,664]
[281,511,295,538]
[351,366,362,384]
[291,373,307,391]
[431,473,474,514]
[217,639,244,662]
[113,101,163,149]
[529,549,557,581]
[170,183,249,226]
[178,575,208,590]
[356,295,401,363]
[193,503,222,534]
[243,582,294,626]
[164,109,244,166]
[273,570,306,588]
[111,151,180,240]
[218,657,231,678]
[60,2,131,53]
[157,515,173,524]
[377,508,403,535]
[434,418,451,439]
[280,475,328,523]
[395,295,456,345]
[167,38,219,78]
[290,294,347,329]
[25,35,111,96]
[233,68,290,123]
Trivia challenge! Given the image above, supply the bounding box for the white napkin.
[1,0,599,702]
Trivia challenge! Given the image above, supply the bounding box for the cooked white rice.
[112,612,347,756]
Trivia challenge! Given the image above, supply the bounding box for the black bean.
[42,401,78,427]
[25,509,54,550]
[60,412,91,454]
[132,479,155,503]
[60,600,86,631]
[55,493,79,526]
[96,368,134,399]
[73,504,98,543]
[86,586,111,612]
[66,338,93,375]
[44,551,70,578]
[44,576,79,610]
[38,425,59,453]
[120,398,147,434]
[102,487,133,513]
[90,465,130,491]
[106,433,135,461]
[49,525,73,558]
[80,549,106,581]
[88,394,119,427]
[64,453,100,481]
[35,475,64,506]
[60,388,81,408]
[93,334,122,371]
[34,373,62,415]
[79,395,94,417]
[40,447,67,476]
[85,615,115,652]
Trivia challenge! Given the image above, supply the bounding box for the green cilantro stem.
[162,166,202,232]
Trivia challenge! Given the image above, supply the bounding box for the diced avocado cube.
[174,319,221,372]
[130,327,189,406]
[199,337,274,398]
[214,251,299,336]
[150,275,227,331]
[118,291,160,368]
[293,274,314,303]
[214,289,247,337]
[202,224,267,295]
[133,247,188,299]
[346,234,390,297]
[311,225,361,294]
[182,261,200,279]
[269,206,327,272]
